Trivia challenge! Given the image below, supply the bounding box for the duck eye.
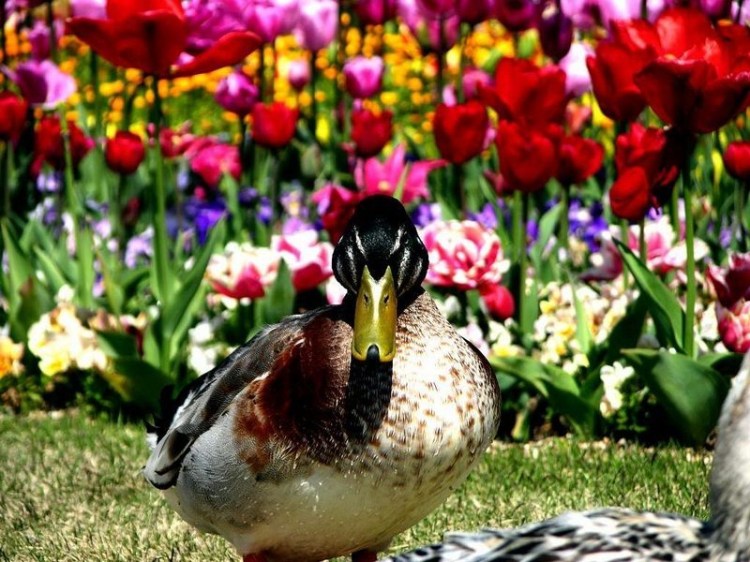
[383,294,390,304]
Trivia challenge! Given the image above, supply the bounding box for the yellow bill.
[352,265,397,363]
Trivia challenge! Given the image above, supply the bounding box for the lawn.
[0,412,712,562]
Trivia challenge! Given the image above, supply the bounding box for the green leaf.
[96,331,139,359]
[623,349,730,445]
[261,259,295,327]
[75,225,96,309]
[614,238,685,352]
[568,275,593,356]
[103,358,172,412]
[491,356,597,436]
[33,247,69,294]
[1,219,34,308]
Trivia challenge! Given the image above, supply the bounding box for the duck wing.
[143,314,310,490]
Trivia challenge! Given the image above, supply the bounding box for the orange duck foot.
[352,549,377,562]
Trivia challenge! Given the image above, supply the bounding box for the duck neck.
[709,364,750,556]
[344,357,393,443]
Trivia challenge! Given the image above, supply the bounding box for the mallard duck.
[385,352,750,562]
[143,195,502,562]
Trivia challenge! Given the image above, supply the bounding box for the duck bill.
[352,265,397,363]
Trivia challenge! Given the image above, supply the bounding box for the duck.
[384,352,750,562]
[143,195,502,562]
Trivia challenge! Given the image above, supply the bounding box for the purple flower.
[214,69,259,116]
[7,60,76,108]
[246,0,299,43]
[343,56,384,99]
[28,19,63,60]
[295,0,338,51]
[559,42,593,98]
[468,203,498,230]
[280,186,309,220]
[36,170,63,194]
[183,0,246,54]
[568,199,609,251]
[411,202,443,228]
[258,196,273,225]
[184,198,228,244]
[238,187,260,207]
[125,228,154,269]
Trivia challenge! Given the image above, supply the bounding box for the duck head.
[332,195,429,364]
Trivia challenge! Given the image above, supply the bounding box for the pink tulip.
[190,140,241,187]
[214,69,259,116]
[343,56,384,99]
[70,0,106,18]
[715,301,750,353]
[9,60,76,109]
[354,0,399,24]
[272,229,334,292]
[420,220,509,291]
[708,253,750,352]
[559,42,593,98]
[296,0,338,51]
[207,243,280,300]
[246,0,299,43]
[287,59,311,90]
[354,143,446,204]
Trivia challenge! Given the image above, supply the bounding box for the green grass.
[0,412,712,561]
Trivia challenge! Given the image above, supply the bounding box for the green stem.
[682,160,696,358]
[1,142,9,218]
[239,118,249,185]
[453,163,465,217]
[670,180,680,234]
[310,58,318,143]
[59,111,93,308]
[111,173,124,258]
[46,0,57,63]
[558,183,570,258]
[513,190,527,327]
[639,217,647,263]
[737,181,747,252]
[150,77,171,312]
[620,219,630,290]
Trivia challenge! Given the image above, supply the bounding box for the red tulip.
[105,131,145,175]
[251,102,298,150]
[586,41,654,123]
[556,134,603,186]
[68,0,261,77]
[34,116,94,173]
[480,284,515,321]
[707,253,750,308]
[350,108,393,158]
[724,141,750,182]
[609,123,680,221]
[0,91,28,143]
[633,8,750,134]
[479,57,567,130]
[433,100,489,165]
[311,184,364,244]
[495,120,560,193]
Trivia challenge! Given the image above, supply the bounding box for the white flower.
[599,361,635,418]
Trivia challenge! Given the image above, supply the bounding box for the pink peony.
[420,220,508,291]
[272,229,334,292]
[206,242,280,300]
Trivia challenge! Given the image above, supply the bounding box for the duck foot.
[243,555,267,562]
[352,549,377,562]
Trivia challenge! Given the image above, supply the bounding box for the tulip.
[182,0,246,53]
[252,102,299,149]
[479,57,567,130]
[343,56,385,99]
[537,7,573,62]
[354,143,446,204]
[560,42,593,98]
[495,120,560,193]
[105,131,145,175]
[286,59,311,91]
[190,141,241,186]
[556,134,603,186]
[609,124,680,222]
[9,60,76,109]
[457,0,494,24]
[271,230,334,292]
[415,0,457,19]
[68,0,261,77]
[350,108,393,158]
[708,254,750,353]
[311,184,364,243]
[28,19,62,61]
[214,69,259,116]
[295,0,338,52]
[354,0,399,24]
[0,91,28,143]
[633,8,750,134]
[70,0,106,18]
[480,284,515,321]
[207,243,280,300]
[462,68,492,100]
[433,100,489,165]
[246,0,299,44]
[723,141,750,182]
[495,0,537,32]
[33,116,94,173]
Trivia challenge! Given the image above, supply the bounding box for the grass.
[0,412,712,562]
